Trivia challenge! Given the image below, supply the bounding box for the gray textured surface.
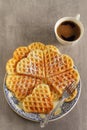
[0,0,87,130]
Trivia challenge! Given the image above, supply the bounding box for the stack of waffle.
[6,42,80,114]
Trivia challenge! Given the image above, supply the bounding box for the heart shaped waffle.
[22,84,53,113]
[44,48,74,78]
[6,74,43,100]
[47,68,80,94]
[6,47,29,74]
[16,49,45,78]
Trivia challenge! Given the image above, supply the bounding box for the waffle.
[44,48,74,78]
[6,58,17,74]
[50,86,62,101]
[47,68,80,94]
[65,89,78,102]
[28,42,46,51]
[6,74,43,100]
[13,46,29,61]
[22,84,53,113]
[46,45,60,53]
[16,49,45,78]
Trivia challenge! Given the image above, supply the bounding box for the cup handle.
[75,14,80,20]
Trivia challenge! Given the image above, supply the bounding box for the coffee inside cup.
[57,21,81,41]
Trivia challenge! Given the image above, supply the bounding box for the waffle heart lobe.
[22,84,53,113]
[28,42,46,51]
[16,49,45,78]
[13,46,29,61]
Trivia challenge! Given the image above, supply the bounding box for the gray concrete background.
[0,0,87,130]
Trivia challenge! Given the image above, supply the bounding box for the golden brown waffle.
[6,74,43,100]
[46,45,60,53]
[65,89,78,102]
[47,68,80,94]
[44,48,74,78]
[22,84,53,113]
[16,49,45,78]
[28,42,46,51]
[6,58,17,74]
[50,86,62,101]
[13,46,29,61]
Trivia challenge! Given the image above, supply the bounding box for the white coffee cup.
[54,14,84,45]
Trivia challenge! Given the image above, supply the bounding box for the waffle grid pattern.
[23,84,53,113]
[6,42,80,113]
